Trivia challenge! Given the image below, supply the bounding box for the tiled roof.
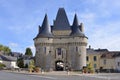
[53,8,70,30]
[0,54,17,61]
[11,52,22,57]
[95,49,108,52]
[34,8,87,39]
[70,14,85,37]
[87,49,98,54]
[35,14,53,38]
[101,52,120,58]
[22,55,34,60]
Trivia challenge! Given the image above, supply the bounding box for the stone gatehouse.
[34,8,88,71]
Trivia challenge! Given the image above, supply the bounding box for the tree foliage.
[86,63,94,73]
[24,64,28,68]
[0,44,11,55]
[17,58,24,68]
[0,62,6,69]
[25,48,33,56]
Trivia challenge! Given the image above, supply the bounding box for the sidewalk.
[3,70,97,76]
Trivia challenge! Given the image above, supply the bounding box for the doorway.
[55,60,64,71]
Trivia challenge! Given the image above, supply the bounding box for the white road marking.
[84,75,120,79]
[29,75,57,80]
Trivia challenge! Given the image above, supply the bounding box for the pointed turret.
[73,14,79,26]
[70,14,84,37]
[35,14,53,38]
[53,8,70,30]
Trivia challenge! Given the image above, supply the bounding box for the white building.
[0,57,2,63]
[115,53,120,71]
[34,8,88,71]
[0,54,18,68]
[22,55,34,67]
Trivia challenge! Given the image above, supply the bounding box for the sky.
[0,0,120,55]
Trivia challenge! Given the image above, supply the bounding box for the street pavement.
[0,70,120,80]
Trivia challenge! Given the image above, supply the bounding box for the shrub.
[28,60,35,72]
[0,62,6,69]
[34,67,40,72]
[86,63,94,73]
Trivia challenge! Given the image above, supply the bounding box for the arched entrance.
[55,60,64,71]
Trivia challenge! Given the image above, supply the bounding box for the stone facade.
[115,55,120,71]
[34,8,88,71]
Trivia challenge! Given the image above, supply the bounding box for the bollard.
[67,70,69,75]
[41,69,44,74]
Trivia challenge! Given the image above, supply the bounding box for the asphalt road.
[0,71,120,80]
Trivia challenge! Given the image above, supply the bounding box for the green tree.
[25,48,33,56]
[4,46,11,55]
[24,64,28,68]
[0,44,11,55]
[0,44,4,51]
[17,58,24,68]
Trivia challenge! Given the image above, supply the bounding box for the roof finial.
[45,9,48,14]
[75,9,77,14]
[89,45,91,49]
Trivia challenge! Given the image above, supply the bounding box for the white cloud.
[1,0,120,53]
[80,13,96,19]
[8,42,23,53]
[88,21,120,51]
[9,42,18,47]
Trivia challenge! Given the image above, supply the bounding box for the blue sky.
[0,0,120,55]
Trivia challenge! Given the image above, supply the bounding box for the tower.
[34,8,88,71]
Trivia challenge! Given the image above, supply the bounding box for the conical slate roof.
[53,8,70,30]
[36,14,53,38]
[70,14,85,37]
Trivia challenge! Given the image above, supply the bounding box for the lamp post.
[49,50,53,71]
[65,61,70,75]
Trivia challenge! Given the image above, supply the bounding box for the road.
[0,71,120,80]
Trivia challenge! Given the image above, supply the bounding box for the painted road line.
[29,75,57,80]
[84,75,120,80]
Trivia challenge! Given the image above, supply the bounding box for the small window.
[118,62,120,66]
[93,56,97,61]
[103,59,106,65]
[76,47,78,52]
[44,47,46,53]
[86,56,89,61]
[94,64,97,68]
[57,48,61,55]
